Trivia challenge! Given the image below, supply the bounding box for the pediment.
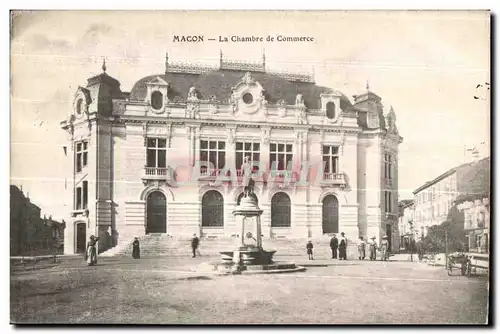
[146,76,169,87]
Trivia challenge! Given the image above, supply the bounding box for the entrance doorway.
[322,195,339,234]
[75,223,86,254]
[146,191,167,234]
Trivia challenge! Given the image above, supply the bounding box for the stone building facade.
[60,55,403,254]
[412,157,490,239]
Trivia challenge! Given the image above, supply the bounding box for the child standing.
[306,240,314,260]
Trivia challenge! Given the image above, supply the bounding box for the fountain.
[213,159,305,275]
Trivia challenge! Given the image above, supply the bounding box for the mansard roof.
[129,69,353,110]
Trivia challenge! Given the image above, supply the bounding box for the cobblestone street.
[10,255,489,324]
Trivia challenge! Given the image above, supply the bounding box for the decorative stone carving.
[185,126,192,140]
[229,90,238,115]
[295,93,304,105]
[277,100,286,117]
[386,106,398,134]
[142,122,148,145]
[261,128,271,145]
[227,127,236,144]
[186,101,200,119]
[295,132,306,145]
[242,72,254,85]
[187,86,198,101]
[208,95,218,116]
[296,107,307,124]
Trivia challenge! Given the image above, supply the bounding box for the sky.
[10,10,490,220]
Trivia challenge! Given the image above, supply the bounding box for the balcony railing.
[145,167,169,176]
[142,167,173,183]
[321,172,347,187]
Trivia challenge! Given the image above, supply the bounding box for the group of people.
[306,233,391,261]
[83,233,201,265]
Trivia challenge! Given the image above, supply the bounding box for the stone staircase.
[100,234,359,258]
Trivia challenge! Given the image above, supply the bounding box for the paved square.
[10,255,489,324]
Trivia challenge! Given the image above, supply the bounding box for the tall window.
[75,141,88,173]
[147,138,167,168]
[201,190,224,227]
[236,141,260,170]
[270,143,293,171]
[384,190,392,213]
[322,146,339,175]
[75,181,88,210]
[384,153,392,179]
[200,140,226,174]
[271,192,291,227]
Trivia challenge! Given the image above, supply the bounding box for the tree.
[422,205,466,253]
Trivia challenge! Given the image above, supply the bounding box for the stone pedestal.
[216,192,303,275]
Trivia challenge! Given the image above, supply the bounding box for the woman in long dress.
[379,236,389,261]
[132,237,140,259]
[86,235,99,266]
[339,232,347,260]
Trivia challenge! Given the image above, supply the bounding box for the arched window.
[326,102,336,119]
[202,190,224,227]
[322,195,339,234]
[151,91,164,110]
[271,192,291,227]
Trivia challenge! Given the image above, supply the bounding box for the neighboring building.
[60,53,403,255]
[412,157,490,239]
[456,196,489,253]
[10,185,66,255]
[397,199,414,251]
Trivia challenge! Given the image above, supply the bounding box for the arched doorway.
[146,191,167,233]
[75,222,86,254]
[237,192,258,205]
[271,192,291,227]
[322,195,339,234]
[202,190,224,227]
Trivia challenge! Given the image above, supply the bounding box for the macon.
[173,35,204,42]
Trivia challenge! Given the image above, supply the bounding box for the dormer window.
[151,91,163,110]
[326,102,336,119]
[76,99,83,115]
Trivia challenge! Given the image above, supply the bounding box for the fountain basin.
[220,247,276,265]
[204,261,306,275]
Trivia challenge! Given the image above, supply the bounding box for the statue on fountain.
[241,156,255,197]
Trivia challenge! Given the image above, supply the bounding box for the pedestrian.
[357,236,366,260]
[330,234,339,259]
[86,235,99,266]
[416,239,424,261]
[369,236,378,261]
[380,235,389,261]
[339,232,347,260]
[191,234,200,258]
[132,237,140,259]
[306,240,314,260]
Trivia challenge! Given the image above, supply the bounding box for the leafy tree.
[422,205,466,253]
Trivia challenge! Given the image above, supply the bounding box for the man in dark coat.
[330,234,339,259]
[191,234,200,258]
[306,241,314,260]
[132,237,140,259]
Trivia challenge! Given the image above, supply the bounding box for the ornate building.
[60,54,403,254]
